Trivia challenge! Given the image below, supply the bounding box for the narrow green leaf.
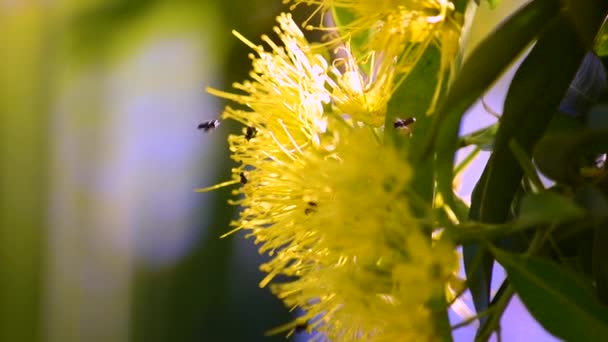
[574,184,608,304]
[516,192,585,228]
[587,104,608,130]
[486,0,500,9]
[452,0,470,13]
[330,6,353,29]
[385,46,442,151]
[330,7,371,72]
[384,46,451,336]
[475,16,585,224]
[593,219,608,304]
[562,0,608,49]
[459,123,497,150]
[545,111,586,134]
[464,169,494,322]
[533,128,608,184]
[430,295,455,342]
[386,46,442,213]
[493,248,608,342]
[455,146,481,176]
[430,0,560,209]
[465,14,588,326]
[508,139,544,191]
[595,21,608,56]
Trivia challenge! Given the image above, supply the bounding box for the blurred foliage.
[0,1,304,341]
[0,4,50,341]
[596,20,608,57]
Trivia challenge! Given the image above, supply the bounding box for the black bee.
[239,172,248,185]
[393,117,416,129]
[197,119,220,133]
[245,126,257,141]
[304,201,318,215]
[394,117,416,136]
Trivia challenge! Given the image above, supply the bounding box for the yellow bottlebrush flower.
[285,0,462,116]
[207,12,330,151]
[262,127,458,341]
[285,0,458,70]
[325,45,396,126]
[203,10,459,342]
[208,11,398,128]
[285,0,452,33]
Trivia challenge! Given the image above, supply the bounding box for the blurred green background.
[0,1,311,341]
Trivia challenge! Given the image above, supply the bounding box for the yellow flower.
[208,12,399,129]
[207,13,330,149]
[286,0,462,115]
[263,127,458,341]
[325,44,396,126]
[203,11,458,342]
[286,0,457,68]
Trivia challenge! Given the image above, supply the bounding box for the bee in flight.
[393,117,416,128]
[393,117,416,136]
[197,119,220,133]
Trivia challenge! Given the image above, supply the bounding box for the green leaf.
[474,16,586,224]
[516,192,585,228]
[562,0,608,49]
[386,46,442,131]
[330,7,372,73]
[587,104,608,130]
[452,0,470,13]
[595,21,608,57]
[465,14,588,326]
[463,248,494,318]
[574,184,608,304]
[508,139,544,191]
[545,111,586,134]
[386,46,443,216]
[533,128,608,184]
[485,0,500,9]
[459,123,498,150]
[429,0,561,209]
[493,248,608,342]
[464,169,494,322]
[430,295,455,342]
[330,6,353,29]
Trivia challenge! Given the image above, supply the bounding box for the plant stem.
[508,139,545,192]
[474,284,514,342]
[455,145,481,177]
[451,307,495,330]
